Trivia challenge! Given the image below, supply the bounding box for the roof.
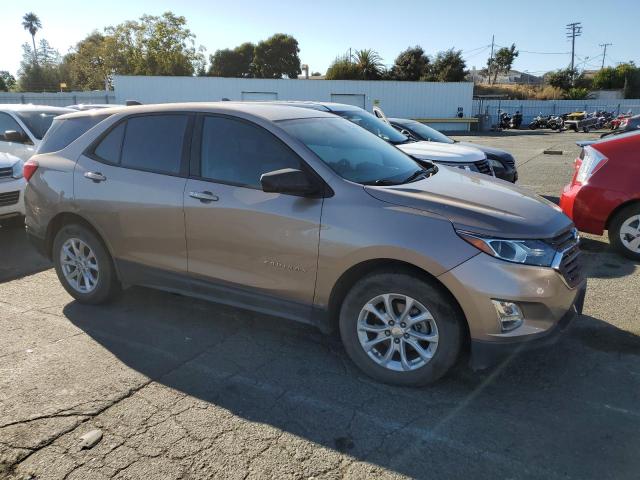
[0,104,74,113]
[56,102,336,122]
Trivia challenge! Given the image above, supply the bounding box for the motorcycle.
[498,110,522,129]
[548,113,568,131]
[529,113,550,130]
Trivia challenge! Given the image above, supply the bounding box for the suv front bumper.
[438,252,586,368]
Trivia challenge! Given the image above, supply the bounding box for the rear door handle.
[84,171,106,183]
[189,191,219,203]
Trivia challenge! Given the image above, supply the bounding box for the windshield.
[278,117,428,185]
[333,109,409,145]
[15,109,71,140]
[397,121,454,144]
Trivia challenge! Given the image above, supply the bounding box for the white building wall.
[113,76,473,128]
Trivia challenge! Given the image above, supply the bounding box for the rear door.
[183,114,323,318]
[74,114,192,282]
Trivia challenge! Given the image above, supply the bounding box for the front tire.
[339,271,464,386]
[53,224,121,304]
[609,204,640,261]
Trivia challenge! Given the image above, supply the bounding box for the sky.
[2,0,639,78]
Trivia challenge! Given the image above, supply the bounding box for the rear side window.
[121,115,187,175]
[38,115,109,154]
[90,114,188,175]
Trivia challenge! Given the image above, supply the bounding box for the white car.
[0,104,74,161]
[258,101,494,176]
[0,152,25,221]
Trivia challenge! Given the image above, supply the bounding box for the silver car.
[24,103,586,386]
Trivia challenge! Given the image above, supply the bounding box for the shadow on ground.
[62,287,640,479]
[0,220,51,283]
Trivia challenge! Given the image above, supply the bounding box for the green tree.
[208,42,255,77]
[427,49,467,82]
[592,62,638,90]
[325,55,360,80]
[253,34,301,79]
[564,87,589,99]
[389,46,429,81]
[0,71,17,91]
[22,12,42,64]
[62,32,110,90]
[354,49,384,80]
[17,40,63,91]
[545,68,575,90]
[104,12,205,76]
[487,44,518,84]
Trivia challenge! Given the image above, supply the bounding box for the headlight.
[11,160,24,179]
[576,146,607,184]
[457,231,556,267]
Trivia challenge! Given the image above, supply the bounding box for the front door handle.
[189,191,219,203]
[84,171,107,183]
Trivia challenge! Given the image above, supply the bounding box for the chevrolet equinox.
[24,103,586,386]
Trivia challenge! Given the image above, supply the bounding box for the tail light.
[576,146,607,184]
[23,159,39,182]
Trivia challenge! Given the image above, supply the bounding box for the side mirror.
[3,130,27,143]
[260,168,319,196]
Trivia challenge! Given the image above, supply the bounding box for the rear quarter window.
[37,115,110,154]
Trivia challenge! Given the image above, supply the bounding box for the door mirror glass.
[260,168,318,196]
[3,130,27,143]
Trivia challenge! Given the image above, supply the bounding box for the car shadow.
[63,288,640,478]
[0,220,51,283]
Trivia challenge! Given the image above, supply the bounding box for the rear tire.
[339,271,464,387]
[52,224,121,304]
[609,204,640,261]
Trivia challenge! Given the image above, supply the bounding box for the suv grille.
[547,228,583,288]
[474,159,493,176]
[502,156,515,168]
[0,190,19,207]
[0,167,12,179]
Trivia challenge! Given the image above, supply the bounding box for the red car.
[560,130,640,260]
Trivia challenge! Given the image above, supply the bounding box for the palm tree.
[354,49,384,80]
[22,12,42,64]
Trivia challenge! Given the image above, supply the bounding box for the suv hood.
[396,141,486,163]
[456,141,510,159]
[365,166,571,239]
[0,152,21,168]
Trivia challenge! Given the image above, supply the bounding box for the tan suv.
[24,103,586,386]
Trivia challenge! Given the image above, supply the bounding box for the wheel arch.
[45,212,120,279]
[605,198,640,230]
[326,258,470,345]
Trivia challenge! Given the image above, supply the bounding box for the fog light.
[492,300,524,332]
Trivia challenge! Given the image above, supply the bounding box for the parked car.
[560,130,640,260]
[387,117,518,182]
[25,103,585,386]
[258,101,496,178]
[0,105,74,161]
[0,152,26,222]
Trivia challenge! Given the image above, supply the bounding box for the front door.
[74,114,191,281]
[184,115,323,319]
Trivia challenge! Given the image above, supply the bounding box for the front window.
[279,117,429,185]
[397,121,454,144]
[14,109,71,140]
[333,109,409,145]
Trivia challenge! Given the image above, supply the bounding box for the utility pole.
[566,22,582,83]
[487,35,495,84]
[599,43,612,69]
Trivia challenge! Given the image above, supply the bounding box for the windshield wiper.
[362,178,400,186]
[401,167,437,184]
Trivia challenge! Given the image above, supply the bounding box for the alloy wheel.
[357,294,439,372]
[60,238,100,293]
[619,215,640,254]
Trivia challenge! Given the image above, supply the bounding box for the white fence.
[473,99,640,124]
[114,76,474,130]
[0,91,116,107]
